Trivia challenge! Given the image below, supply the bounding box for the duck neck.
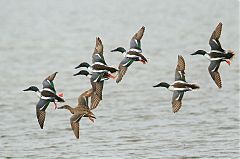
[65,105,75,114]
[35,88,41,98]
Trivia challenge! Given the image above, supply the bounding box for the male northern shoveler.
[23,72,65,129]
[74,37,117,109]
[111,26,148,83]
[191,22,235,88]
[73,70,109,110]
[58,89,96,139]
[75,62,117,78]
[153,56,199,113]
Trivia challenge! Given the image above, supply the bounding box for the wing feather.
[172,91,184,113]
[208,61,222,88]
[175,55,186,81]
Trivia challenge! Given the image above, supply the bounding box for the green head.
[75,62,90,69]
[153,82,170,88]
[191,50,207,56]
[73,70,90,76]
[111,47,126,53]
[23,86,40,92]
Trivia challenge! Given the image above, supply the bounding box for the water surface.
[0,0,239,158]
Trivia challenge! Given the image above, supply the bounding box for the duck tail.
[225,51,235,60]
[54,94,65,102]
[107,67,118,73]
[189,83,200,90]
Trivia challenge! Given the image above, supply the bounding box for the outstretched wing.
[36,99,50,129]
[90,80,104,109]
[92,81,104,100]
[90,94,101,110]
[70,114,84,139]
[92,37,106,64]
[130,26,145,50]
[208,60,222,88]
[77,89,93,108]
[42,79,56,92]
[127,51,148,62]
[175,55,186,82]
[116,57,133,83]
[172,91,184,113]
[209,22,224,52]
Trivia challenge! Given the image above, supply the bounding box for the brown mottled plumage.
[90,81,104,109]
[45,72,58,81]
[133,26,145,41]
[116,65,128,83]
[94,37,103,55]
[36,109,46,129]
[172,100,182,113]
[209,22,222,44]
[58,89,95,139]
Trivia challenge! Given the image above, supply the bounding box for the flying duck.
[73,70,109,110]
[75,62,116,79]
[111,26,148,83]
[58,89,96,139]
[23,72,65,129]
[153,55,200,113]
[75,37,118,75]
[74,37,117,109]
[191,22,235,88]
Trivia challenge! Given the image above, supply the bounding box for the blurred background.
[0,0,239,158]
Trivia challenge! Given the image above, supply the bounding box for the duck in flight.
[58,89,96,139]
[23,72,65,129]
[153,56,200,113]
[74,37,118,109]
[191,22,235,88]
[111,26,148,83]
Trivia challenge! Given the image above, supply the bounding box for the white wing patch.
[178,71,183,78]
[123,60,133,67]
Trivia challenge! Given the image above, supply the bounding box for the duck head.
[73,70,90,77]
[111,47,126,53]
[23,86,40,92]
[191,50,207,56]
[153,82,170,88]
[75,62,90,69]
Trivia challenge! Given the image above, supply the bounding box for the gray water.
[0,0,239,158]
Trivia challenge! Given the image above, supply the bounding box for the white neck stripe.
[211,50,224,53]
[128,48,142,53]
[42,88,55,94]
[41,96,54,100]
[92,62,105,65]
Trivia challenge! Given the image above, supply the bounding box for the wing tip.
[177,55,185,71]
[172,100,182,113]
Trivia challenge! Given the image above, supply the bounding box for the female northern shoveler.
[111,26,148,83]
[58,89,96,139]
[153,55,200,113]
[191,22,235,88]
[23,72,64,129]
